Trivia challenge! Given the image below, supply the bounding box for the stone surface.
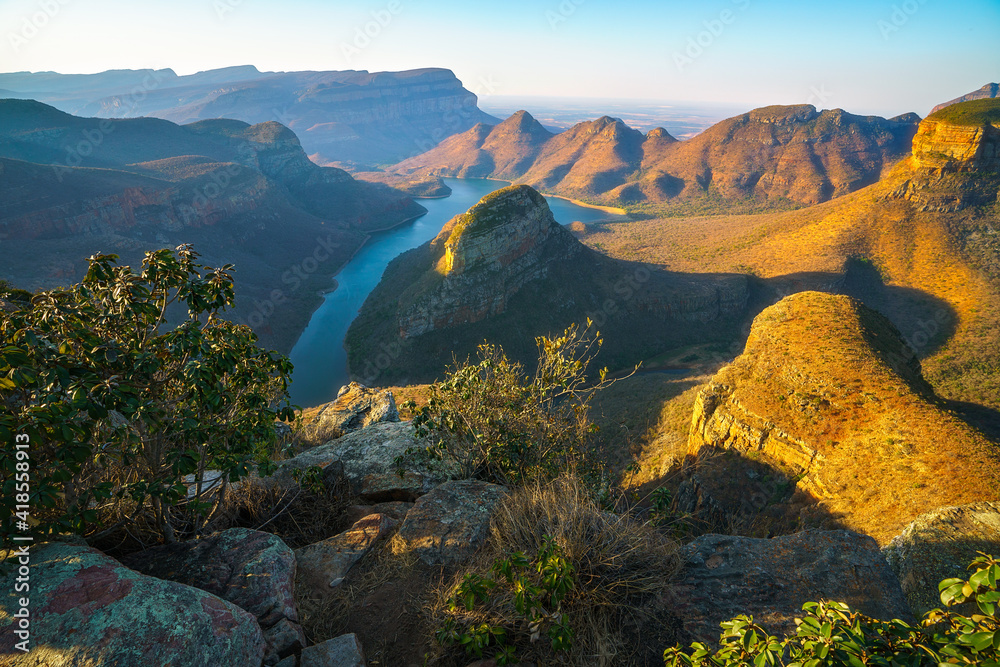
[295,513,395,594]
[299,382,400,446]
[932,82,1000,113]
[300,633,366,667]
[269,420,458,501]
[343,500,413,526]
[398,479,508,565]
[667,530,913,643]
[0,541,265,665]
[121,527,303,663]
[883,501,1000,616]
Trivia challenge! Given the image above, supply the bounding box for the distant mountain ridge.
[391,105,919,208]
[0,99,426,352]
[0,66,499,167]
[931,83,1000,114]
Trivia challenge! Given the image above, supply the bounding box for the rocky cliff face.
[399,185,578,337]
[686,291,1000,544]
[893,98,1000,212]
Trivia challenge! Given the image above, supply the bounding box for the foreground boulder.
[667,530,912,642]
[398,479,508,565]
[295,513,396,594]
[884,501,1000,616]
[300,633,366,667]
[270,420,458,501]
[0,541,264,665]
[299,382,400,446]
[121,528,303,664]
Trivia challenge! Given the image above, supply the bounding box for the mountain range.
[0,98,425,352]
[388,105,920,209]
[0,66,498,168]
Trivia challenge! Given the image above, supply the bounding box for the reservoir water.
[288,178,623,407]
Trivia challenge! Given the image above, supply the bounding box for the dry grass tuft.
[432,475,680,665]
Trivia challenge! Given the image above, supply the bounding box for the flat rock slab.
[0,541,264,665]
[398,479,508,566]
[884,501,1000,616]
[299,382,400,446]
[271,421,458,501]
[300,632,366,667]
[121,527,303,663]
[296,513,396,593]
[668,530,913,643]
[343,500,413,527]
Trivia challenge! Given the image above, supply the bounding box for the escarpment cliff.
[686,292,1000,544]
[892,98,1000,212]
[346,184,750,385]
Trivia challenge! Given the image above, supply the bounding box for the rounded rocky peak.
[457,184,550,232]
[646,127,677,142]
[748,104,820,125]
[889,112,922,124]
[913,99,1000,171]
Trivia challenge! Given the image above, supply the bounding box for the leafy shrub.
[405,322,617,486]
[663,552,1000,666]
[0,246,294,543]
[433,476,679,665]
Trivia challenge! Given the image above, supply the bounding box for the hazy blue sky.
[1,0,997,116]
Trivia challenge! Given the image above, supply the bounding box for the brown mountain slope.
[687,291,1000,545]
[932,83,1000,114]
[578,99,1000,410]
[390,105,917,208]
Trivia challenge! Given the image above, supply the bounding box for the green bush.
[663,553,1000,666]
[0,246,294,543]
[404,322,617,486]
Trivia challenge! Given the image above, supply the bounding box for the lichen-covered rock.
[667,530,913,642]
[269,420,457,501]
[300,632,366,667]
[883,502,1000,616]
[299,382,400,446]
[398,479,508,565]
[0,541,265,665]
[121,528,302,664]
[295,513,395,594]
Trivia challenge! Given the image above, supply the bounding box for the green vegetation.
[404,323,617,487]
[0,245,294,543]
[664,553,1000,666]
[432,477,679,665]
[927,98,1000,126]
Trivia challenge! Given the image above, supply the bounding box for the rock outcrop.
[299,633,367,667]
[883,502,1000,616]
[270,420,458,501]
[668,530,913,642]
[896,98,1000,212]
[120,528,304,664]
[299,382,400,446]
[686,291,1000,544]
[392,105,918,207]
[397,479,508,565]
[398,185,579,337]
[295,513,396,594]
[0,541,265,665]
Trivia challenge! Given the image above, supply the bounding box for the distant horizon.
[2,0,997,118]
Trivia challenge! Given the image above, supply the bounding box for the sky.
[1,0,997,117]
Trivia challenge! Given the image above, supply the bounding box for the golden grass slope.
[688,291,1000,544]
